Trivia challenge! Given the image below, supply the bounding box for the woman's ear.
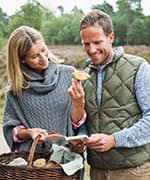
[21,59,26,64]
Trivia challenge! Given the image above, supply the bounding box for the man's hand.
[85,133,116,152]
[68,78,85,123]
[68,78,85,105]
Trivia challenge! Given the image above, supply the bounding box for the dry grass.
[48,45,88,67]
[124,45,150,63]
[84,160,90,180]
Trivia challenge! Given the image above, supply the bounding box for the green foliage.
[0,7,9,37]
[57,5,64,16]
[92,1,115,16]
[69,12,83,44]
[7,0,44,34]
[127,18,145,45]
[56,15,73,44]
[113,15,129,45]
[143,17,150,46]
[41,12,83,45]
[0,32,4,50]
[41,17,64,44]
[115,0,144,45]
[0,0,150,46]
[116,0,141,16]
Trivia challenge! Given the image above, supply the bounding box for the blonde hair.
[7,25,60,96]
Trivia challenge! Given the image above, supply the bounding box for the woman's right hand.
[17,128,48,144]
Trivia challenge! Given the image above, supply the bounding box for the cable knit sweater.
[3,62,75,152]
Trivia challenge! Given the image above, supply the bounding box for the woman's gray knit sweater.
[3,62,75,152]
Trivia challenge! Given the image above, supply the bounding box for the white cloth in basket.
[49,144,84,175]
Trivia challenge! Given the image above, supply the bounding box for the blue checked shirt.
[97,61,150,148]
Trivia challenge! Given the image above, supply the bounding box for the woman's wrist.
[13,125,26,142]
[17,128,32,140]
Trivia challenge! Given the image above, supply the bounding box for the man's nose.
[88,44,97,53]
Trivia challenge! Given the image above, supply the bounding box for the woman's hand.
[17,128,48,144]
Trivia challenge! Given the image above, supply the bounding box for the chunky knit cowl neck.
[27,62,59,93]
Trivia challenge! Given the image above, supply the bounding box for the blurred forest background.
[0,0,150,121]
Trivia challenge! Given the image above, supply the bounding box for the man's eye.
[84,43,89,47]
[94,41,100,45]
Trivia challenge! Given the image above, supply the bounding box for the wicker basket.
[0,135,80,180]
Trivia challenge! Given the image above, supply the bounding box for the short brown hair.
[80,10,113,36]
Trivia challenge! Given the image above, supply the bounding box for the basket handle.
[28,135,41,167]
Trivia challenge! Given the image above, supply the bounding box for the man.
[80,10,150,180]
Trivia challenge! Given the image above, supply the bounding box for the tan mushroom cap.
[73,70,90,80]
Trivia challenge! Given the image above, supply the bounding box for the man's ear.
[108,32,115,43]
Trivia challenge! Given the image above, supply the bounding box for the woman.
[3,25,86,152]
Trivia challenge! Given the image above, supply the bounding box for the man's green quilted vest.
[84,47,150,169]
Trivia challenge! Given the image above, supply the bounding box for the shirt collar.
[97,52,114,71]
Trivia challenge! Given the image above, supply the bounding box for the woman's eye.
[32,54,38,59]
[42,48,46,52]
[42,46,48,52]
